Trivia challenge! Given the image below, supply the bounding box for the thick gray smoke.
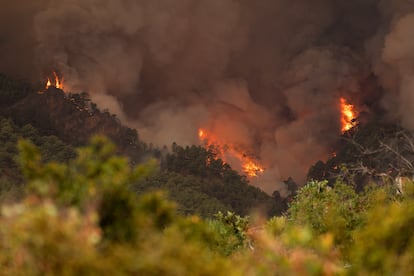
[2,0,413,195]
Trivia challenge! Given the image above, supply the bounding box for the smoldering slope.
[1,0,413,195]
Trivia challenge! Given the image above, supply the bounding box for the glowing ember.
[198,128,264,177]
[45,72,64,90]
[340,97,358,132]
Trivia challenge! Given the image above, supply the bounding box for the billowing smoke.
[2,0,414,195]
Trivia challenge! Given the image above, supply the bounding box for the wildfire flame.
[198,128,264,177]
[340,97,358,133]
[45,72,64,90]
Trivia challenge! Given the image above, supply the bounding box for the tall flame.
[340,97,358,132]
[45,72,64,90]
[198,128,264,177]
[46,79,52,89]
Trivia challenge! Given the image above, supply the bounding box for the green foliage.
[0,117,76,202]
[134,172,233,217]
[349,184,414,275]
[18,136,153,206]
[214,211,249,250]
[165,144,244,182]
[135,192,176,230]
[284,179,414,274]
[99,186,140,243]
[0,117,75,165]
[288,180,367,254]
[0,137,245,275]
[6,131,414,275]
[0,135,344,275]
[18,136,159,245]
[161,144,283,216]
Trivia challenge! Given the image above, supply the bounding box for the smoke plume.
[2,0,414,195]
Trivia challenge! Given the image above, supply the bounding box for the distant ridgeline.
[0,74,285,217]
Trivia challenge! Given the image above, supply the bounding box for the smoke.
[381,12,414,130]
[3,0,414,195]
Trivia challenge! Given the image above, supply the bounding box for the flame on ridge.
[198,128,264,177]
[46,72,64,90]
[340,97,358,133]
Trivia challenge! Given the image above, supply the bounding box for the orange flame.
[340,97,357,133]
[198,128,264,177]
[243,160,265,177]
[45,72,64,90]
[46,79,52,88]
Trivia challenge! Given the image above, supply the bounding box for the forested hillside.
[137,144,284,216]
[0,74,282,217]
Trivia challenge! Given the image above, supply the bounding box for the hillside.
[0,74,148,164]
[0,74,283,217]
[4,73,411,217]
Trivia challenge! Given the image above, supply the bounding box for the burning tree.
[340,97,358,133]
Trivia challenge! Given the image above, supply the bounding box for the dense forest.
[1,74,414,274]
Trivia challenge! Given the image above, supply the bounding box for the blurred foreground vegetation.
[0,137,414,275]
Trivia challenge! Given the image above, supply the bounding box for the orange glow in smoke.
[198,128,264,177]
[198,129,204,139]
